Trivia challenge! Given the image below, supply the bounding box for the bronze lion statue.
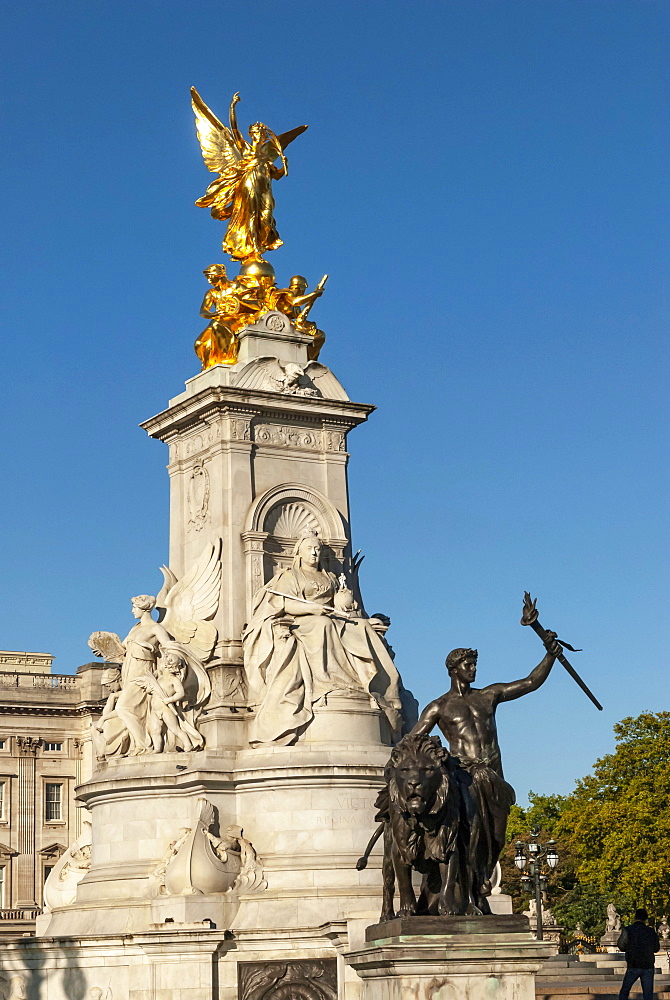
[358,733,464,920]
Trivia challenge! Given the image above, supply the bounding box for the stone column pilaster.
[15,736,40,907]
[73,740,84,837]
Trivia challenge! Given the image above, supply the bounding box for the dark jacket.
[617,921,660,969]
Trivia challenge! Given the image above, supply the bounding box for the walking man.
[617,908,660,1000]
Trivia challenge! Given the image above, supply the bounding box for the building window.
[45,783,63,822]
[43,865,55,884]
[0,782,4,820]
[43,742,63,752]
[0,740,5,750]
[0,866,5,907]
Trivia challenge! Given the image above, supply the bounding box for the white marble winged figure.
[89,540,222,756]
[156,540,222,661]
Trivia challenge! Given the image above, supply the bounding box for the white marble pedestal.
[345,915,554,1000]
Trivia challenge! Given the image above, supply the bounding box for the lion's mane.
[385,733,458,865]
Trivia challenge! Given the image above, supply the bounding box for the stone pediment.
[39,843,67,858]
[0,842,16,857]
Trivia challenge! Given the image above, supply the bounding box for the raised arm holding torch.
[296,273,328,324]
[521,592,602,711]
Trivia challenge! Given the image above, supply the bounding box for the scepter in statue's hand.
[521,592,603,711]
[296,274,328,325]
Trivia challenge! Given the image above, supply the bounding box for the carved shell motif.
[264,502,320,539]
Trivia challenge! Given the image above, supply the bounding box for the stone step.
[537,983,670,998]
[537,990,670,999]
[537,982,617,988]
[537,969,617,980]
[543,958,590,967]
[578,954,623,962]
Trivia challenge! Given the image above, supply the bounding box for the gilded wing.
[161,539,222,661]
[260,125,308,175]
[276,125,308,151]
[191,87,242,173]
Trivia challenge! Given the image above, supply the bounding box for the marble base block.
[345,915,553,1000]
[600,929,621,951]
[488,892,514,915]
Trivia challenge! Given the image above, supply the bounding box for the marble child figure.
[136,651,205,753]
[243,530,402,745]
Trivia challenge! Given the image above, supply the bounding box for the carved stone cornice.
[141,383,374,444]
[0,703,104,717]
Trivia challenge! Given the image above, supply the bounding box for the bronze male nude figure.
[410,633,562,913]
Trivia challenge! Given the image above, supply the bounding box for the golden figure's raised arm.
[228,92,245,153]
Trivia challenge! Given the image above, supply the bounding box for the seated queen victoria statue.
[243,530,403,746]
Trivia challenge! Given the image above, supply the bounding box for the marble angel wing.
[159,539,222,661]
[191,87,243,174]
[156,566,178,622]
[88,631,125,663]
[303,362,349,401]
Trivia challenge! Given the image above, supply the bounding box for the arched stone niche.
[241,484,349,616]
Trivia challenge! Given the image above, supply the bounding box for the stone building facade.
[0,652,105,937]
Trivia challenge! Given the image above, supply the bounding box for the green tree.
[500,713,670,934]
[556,712,670,923]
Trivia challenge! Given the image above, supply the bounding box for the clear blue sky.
[1,1,667,802]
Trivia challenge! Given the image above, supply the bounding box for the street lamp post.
[514,828,559,941]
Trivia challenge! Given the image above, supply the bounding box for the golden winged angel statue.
[191,88,308,262]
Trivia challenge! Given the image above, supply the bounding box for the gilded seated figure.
[194,263,267,368]
[243,530,402,745]
[270,274,326,361]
